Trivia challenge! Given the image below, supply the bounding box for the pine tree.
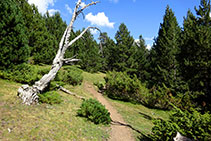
[0,0,29,69]
[150,6,181,88]
[78,30,102,72]
[28,5,57,64]
[44,11,67,43]
[180,0,211,109]
[133,35,150,83]
[99,32,116,71]
[65,29,102,72]
[113,23,136,73]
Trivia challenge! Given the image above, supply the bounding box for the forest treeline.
[0,0,211,140]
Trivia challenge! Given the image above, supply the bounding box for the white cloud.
[80,2,86,8]
[109,0,135,3]
[90,29,98,35]
[65,4,72,14]
[85,12,115,28]
[28,0,55,14]
[210,12,211,17]
[48,9,59,16]
[146,44,152,50]
[144,37,154,41]
[135,39,139,43]
[109,0,119,3]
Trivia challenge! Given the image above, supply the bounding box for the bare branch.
[56,84,85,100]
[76,1,100,19]
[63,58,81,64]
[64,27,101,53]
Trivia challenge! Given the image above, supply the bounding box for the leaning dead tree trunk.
[18,0,100,105]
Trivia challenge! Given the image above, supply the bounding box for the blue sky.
[28,0,200,47]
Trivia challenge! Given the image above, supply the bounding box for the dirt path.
[84,82,135,141]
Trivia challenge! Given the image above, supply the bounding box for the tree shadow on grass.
[111,120,152,141]
[138,112,154,120]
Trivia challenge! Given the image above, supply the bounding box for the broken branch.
[56,84,85,100]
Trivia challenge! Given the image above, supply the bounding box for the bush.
[0,64,41,85]
[55,66,83,86]
[0,64,52,85]
[38,91,63,105]
[143,85,174,110]
[77,99,111,124]
[49,81,65,90]
[151,106,211,141]
[104,71,149,103]
[93,81,105,92]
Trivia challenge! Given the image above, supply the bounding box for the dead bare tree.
[18,0,100,105]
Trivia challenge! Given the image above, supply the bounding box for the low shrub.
[0,63,40,85]
[151,106,211,141]
[38,91,63,105]
[0,64,83,87]
[104,71,149,103]
[93,81,105,92]
[143,85,174,110]
[55,66,83,86]
[49,81,65,90]
[0,64,52,85]
[77,99,111,124]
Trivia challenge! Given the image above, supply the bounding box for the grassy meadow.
[0,70,169,140]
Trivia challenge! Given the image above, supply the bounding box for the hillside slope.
[0,71,169,140]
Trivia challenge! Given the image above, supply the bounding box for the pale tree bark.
[18,0,100,105]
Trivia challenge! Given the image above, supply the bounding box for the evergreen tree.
[99,32,116,71]
[133,35,150,83]
[0,0,29,69]
[16,1,59,64]
[78,30,102,72]
[113,23,136,73]
[44,11,67,43]
[180,0,211,109]
[29,5,57,64]
[150,6,181,88]
[65,29,102,72]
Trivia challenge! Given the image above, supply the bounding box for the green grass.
[0,69,169,141]
[83,71,106,84]
[106,98,170,140]
[0,79,109,140]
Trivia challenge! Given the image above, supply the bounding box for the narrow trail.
[84,82,135,141]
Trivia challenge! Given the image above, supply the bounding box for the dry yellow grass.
[0,79,109,140]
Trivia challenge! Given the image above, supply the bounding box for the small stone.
[8,128,11,133]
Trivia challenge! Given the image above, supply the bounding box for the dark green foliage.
[55,66,83,86]
[38,91,63,105]
[99,32,116,71]
[149,6,181,88]
[93,81,105,91]
[144,85,173,110]
[133,35,150,83]
[104,71,149,103]
[112,23,136,73]
[0,0,30,69]
[0,64,46,85]
[104,71,193,110]
[179,0,211,111]
[104,24,150,82]
[44,11,67,43]
[17,1,60,65]
[77,99,111,124]
[78,31,102,72]
[65,30,102,73]
[49,81,65,91]
[29,6,57,64]
[151,106,211,140]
